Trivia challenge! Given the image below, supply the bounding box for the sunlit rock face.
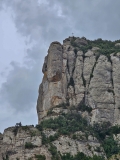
[37,37,120,125]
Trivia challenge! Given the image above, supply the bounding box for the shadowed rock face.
[37,37,120,125]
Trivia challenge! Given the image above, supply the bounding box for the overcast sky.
[0,0,120,133]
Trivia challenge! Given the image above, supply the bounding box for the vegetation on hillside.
[36,103,120,159]
[48,142,103,160]
[71,37,120,56]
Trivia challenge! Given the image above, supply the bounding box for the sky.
[0,0,120,133]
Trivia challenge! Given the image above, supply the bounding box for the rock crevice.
[37,37,120,125]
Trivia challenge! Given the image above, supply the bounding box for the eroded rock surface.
[37,37,120,125]
[0,126,51,160]
[1,36,120,160]
[0,125,105,160]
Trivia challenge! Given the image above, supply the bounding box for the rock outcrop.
[0,124,105,160]
[1,37,120,160]
[0,126,51,160]
[37,37,120,125]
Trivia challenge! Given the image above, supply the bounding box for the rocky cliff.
[37,37,120,125]
[1,37,120,160]
[0,123,106,160]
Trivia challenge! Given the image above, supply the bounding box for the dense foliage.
[93,122,120,158]
[35,154,46,160]
[61,152,103,160]
[36,113,88,135]
[102,136,120,158]
[36,107,120,159]
[48,143,103,160]
[25,142,37,149]
[71,37,120,56]
[36,113,91,145]
[48,143,60,160]
[77,103,92,113]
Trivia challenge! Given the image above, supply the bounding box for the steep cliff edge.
[37,37,120,125]
[1,37,120,160]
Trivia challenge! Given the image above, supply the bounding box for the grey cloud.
[0,0,3,10]
[50,0,120,40]
[0,59,42,112]
[4,0,70,43]
[1,1,92,44]
[2,0,120,41]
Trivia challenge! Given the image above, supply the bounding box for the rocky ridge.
[0,113,106,160]
[0,37,120,160]
[37,37,120,125]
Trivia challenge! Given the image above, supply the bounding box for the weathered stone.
[115,43,120,46]
[91,47,100,51]
[47,41,63,82]
[74,37,88,46]
[2,37,120,159]
[0,126,51,160]
[88,55,115,124]
[52,135,104,157]
[111,53,120,125]
[37,42,65,123]
[37,38,120,125]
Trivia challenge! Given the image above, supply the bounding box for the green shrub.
[70,37,120,56]
[30,131,37,137]
[74,48,78,55]
[35,154,46,160]
[41,113,87,135]
[72,134,77,139]
[61,152,104,160]
[21,125,29,131]
[47,109,53,116]
[13,127,19,136]
[78,103,92,113]
[55,102,67,109]
[48,143,60,160]
[102,136,120,158]
[41,132,60,144]
[93,122,120,158]
[36,113,90,145]
[25,142,37,149]
[93,122,111,140]
[109,125,120,135]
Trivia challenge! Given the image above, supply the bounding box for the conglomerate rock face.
[1,37,120,160]
[37,37,120,125]
[0,126,51,160]
[0,124,105,160]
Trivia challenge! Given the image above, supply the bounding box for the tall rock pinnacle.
[37,37,120,125]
